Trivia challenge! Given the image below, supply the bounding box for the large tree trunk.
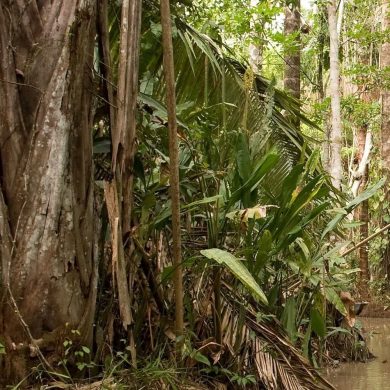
[328,0,343,189]
[381,0,390,283]
[0,1,97,382]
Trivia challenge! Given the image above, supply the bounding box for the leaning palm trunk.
[0,1,97,383]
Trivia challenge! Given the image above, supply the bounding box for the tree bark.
[249,0,263,73]
[351,130,372,197]
[111,0,142,235]
[0,1,97,382]
[317,6,331,171]
[328,0,343,189]
[357,124,370,297]
[380,0,390,283]
[103,0,142,367]
[284,0,301,102]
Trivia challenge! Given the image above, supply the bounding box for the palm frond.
[220,286,336,390]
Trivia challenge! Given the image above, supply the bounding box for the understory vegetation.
[0,0,389,389]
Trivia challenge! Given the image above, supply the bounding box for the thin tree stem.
[160,0,184,345]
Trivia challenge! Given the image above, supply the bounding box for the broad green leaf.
[324,287,347,316]
[249,153,280,192]
[295,237,310,260]
[286,175,323,220]
[333,268,360,275]
[280,163,304,204]
[258,230,272,252]
[178,30,196,74]
[305,148,321,175]
[267,284,280,308]
[347,177,385,209]
[201,248,268,304]
[275,175,324,242]
[254,230,272,274]
[287,201,330,236]
[236,133,251,182]
[302,324,312,359]
[192,351,211,366]
[281,297,297,342]
[229,152,279,205]
[310,308,326,338]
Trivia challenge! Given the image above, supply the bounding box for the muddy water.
[326,318,390,390]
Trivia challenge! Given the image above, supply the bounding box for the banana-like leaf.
[236,133,252,182]
[201,248,268,304]
[281,297,297,342]
[324,287,347,316]
[228,152,279,206]
[310,308,326,338]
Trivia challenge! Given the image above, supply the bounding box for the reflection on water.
[326,318,390,390]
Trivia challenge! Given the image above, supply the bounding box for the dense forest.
[0,0,389,388]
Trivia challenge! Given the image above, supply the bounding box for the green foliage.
[310,308,326,338]
[231,373,257,387]
[201,248,268,304]
[60,331,96,375]
[321,178,385,239]
[281,297,298,342]
[324,287,347,317]
[202,365,257,388]
[87,0,388,387]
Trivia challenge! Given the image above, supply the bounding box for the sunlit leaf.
[201,248,268,304]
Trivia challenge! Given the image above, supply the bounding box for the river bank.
[326,317,390,389]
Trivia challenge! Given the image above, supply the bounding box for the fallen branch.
[341,223,390,257]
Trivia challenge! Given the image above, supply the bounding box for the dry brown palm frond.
[254,345,278,389]
[186,262,334,390]
[235,298,335,389]
[197,283,336,390]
